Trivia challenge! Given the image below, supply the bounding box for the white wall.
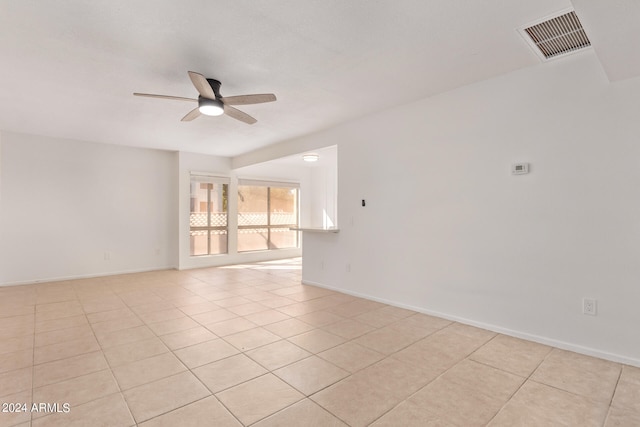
[0,131,178,285]
[301,51,640,366]
[307,147,338,229]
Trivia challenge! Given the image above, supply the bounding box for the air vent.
[521,10,591,61]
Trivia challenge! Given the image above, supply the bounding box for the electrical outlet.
[346,263,351,273]
[104,252,111,261]
[583,298,597,316]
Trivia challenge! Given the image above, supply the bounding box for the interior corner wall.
[0,131,178,285]
[301,51,640,366]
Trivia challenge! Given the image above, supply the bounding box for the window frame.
[189,174,230,257]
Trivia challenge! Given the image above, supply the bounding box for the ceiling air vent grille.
[523,10,590,60]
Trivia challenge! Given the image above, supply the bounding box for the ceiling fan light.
[303,153,319,162]
[198,98,224,116]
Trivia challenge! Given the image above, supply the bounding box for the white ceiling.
[0,0,637,158]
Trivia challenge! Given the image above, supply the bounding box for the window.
[237,180,299,252]
[190,175,229,256]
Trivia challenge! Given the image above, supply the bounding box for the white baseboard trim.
[0,265,178,287]
[302,279,640,368]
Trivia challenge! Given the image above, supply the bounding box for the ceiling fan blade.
[224,105,257,124]
[133,93,197,102]
[181,107,201,122]
[188,71,216,99]
[221,94,277,105]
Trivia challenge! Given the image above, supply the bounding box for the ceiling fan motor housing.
[206,79,222,98]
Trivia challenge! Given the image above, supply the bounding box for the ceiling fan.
[133,71,276,125]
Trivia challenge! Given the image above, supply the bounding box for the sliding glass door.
[237,181,299,252]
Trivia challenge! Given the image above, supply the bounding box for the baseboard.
[302,279,640,368]
[0,265,178,287]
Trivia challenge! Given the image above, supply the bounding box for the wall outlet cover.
[583,298,597,316]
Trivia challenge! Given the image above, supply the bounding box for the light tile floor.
[1,258,639,426]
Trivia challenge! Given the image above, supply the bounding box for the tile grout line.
[105,273,296,426]
[34,284,135,425]
[80,284,143,426]
[30,295,36,427]
[600,366,624,427]
[108,282,209,426]
[366,331,522,427]
[483,341,554,426]
[184,273,309,427]
[188,266,343,426]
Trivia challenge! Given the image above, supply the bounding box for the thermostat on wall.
[511,163,529,175]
